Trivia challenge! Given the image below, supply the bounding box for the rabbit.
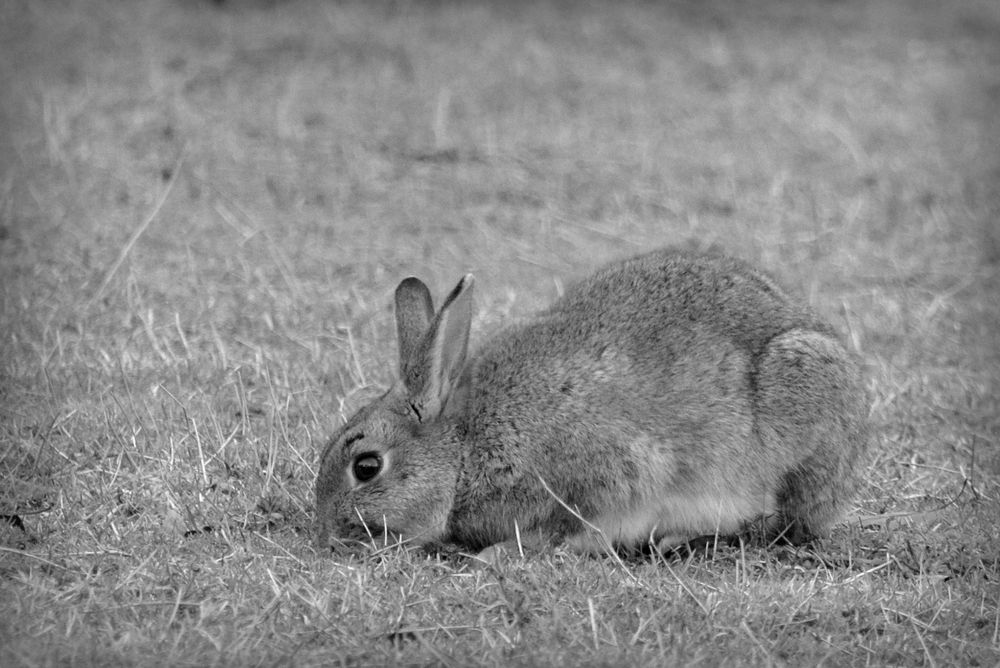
[315,248,870,556]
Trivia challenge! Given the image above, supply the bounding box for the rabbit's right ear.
[395,277,435,377]
[404,274,474,422]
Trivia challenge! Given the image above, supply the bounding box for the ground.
[1,0,998,665]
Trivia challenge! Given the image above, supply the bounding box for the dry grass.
[2,0,999,665]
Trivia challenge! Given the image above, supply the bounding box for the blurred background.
[1,0,998,549]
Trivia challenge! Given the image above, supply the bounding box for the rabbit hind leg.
[754,329,870,544]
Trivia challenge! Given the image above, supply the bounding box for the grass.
[1,0,999,665]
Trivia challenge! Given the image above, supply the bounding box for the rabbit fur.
[315,248,870,554]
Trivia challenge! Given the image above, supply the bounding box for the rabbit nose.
[315,517,349,553]
[315,520,331,551]
[316,534,326,552]
[316,518,371,556]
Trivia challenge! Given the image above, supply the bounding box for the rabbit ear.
[405,274,474,422]
[395,277,435,377]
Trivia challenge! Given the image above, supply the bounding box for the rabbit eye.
[352,454,382,483]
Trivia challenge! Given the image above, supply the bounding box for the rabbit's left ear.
[404,274,473,422]
[395,277,435,377]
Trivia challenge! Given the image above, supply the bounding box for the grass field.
[2,0,999,665]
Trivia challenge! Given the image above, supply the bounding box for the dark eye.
[352,453,382,483]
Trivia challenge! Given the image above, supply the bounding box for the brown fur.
[315,248,870,553]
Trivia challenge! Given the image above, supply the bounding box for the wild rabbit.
[315,248,869,555]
